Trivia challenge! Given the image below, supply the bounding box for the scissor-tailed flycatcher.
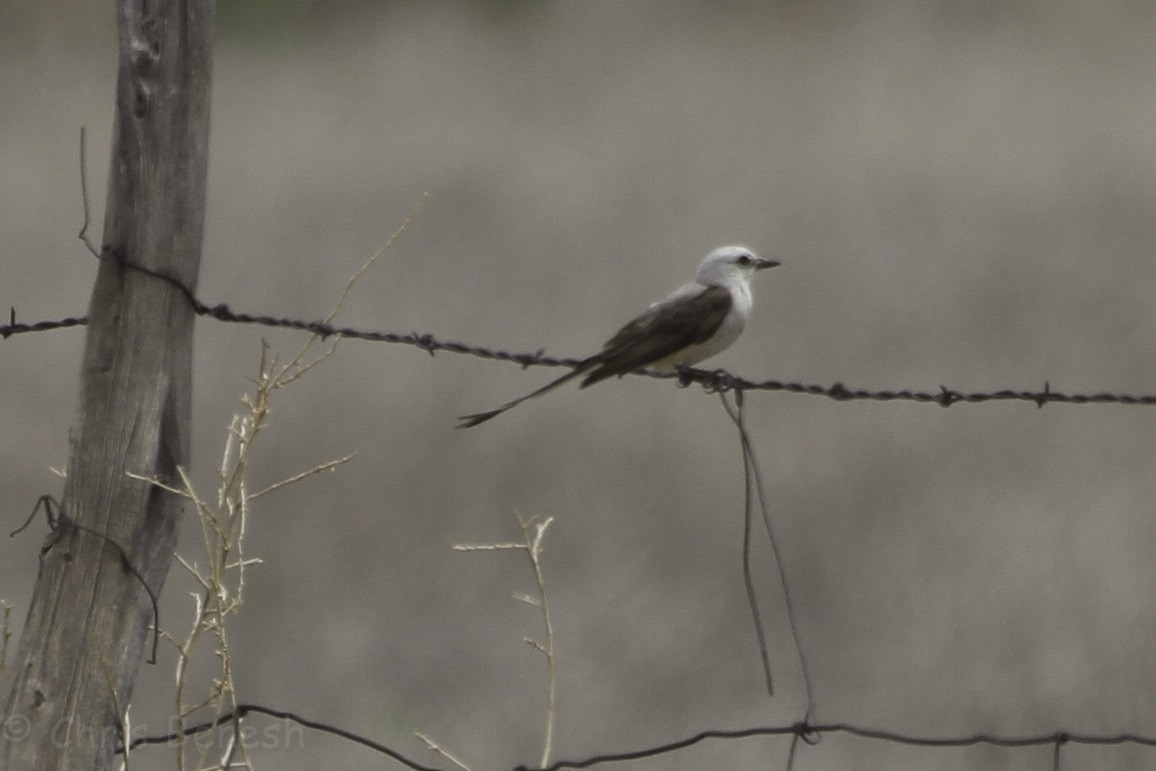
[457,245,779,428]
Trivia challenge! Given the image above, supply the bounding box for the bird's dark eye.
[736,254,752,266]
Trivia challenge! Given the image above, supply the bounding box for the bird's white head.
[695,245,780,288]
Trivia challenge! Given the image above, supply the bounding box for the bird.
[457,245,780,428]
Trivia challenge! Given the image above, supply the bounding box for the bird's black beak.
[755,257,781,270]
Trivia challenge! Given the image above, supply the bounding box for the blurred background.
[3,1,1156,768]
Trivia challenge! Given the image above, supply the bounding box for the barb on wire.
[11,495,161,664]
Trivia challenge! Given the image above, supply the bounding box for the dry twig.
[453,512,558,768]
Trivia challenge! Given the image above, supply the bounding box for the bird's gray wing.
[580,284,732,387]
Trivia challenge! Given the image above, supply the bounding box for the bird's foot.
[700,368,735,394]
[674,364,696,388]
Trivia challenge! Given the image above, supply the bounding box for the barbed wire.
[518,721,1156,771]
[110,699,1156,771]
[119,702,447,771]
[0,307,87,338]
[3,255,1155,408]
[10,495,160,664]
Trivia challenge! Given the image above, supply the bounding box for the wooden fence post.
[1,0,214,768]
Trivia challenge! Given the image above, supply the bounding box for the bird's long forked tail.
[456,361,595,428]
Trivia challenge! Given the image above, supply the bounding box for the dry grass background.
[3,1,1156,768]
